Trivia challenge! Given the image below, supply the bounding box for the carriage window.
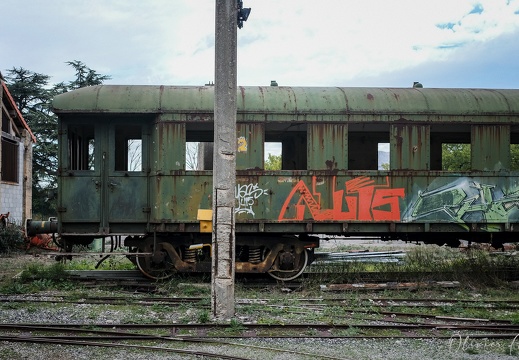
[348,124,389,170]
[68,124,95,170]
[430,125,471,171]
[185,142,199,170]
[378,143,390,170]
[512,144,519,171]
[186,142,214,170]
[186,122,214,170]
[510,126,519,171]
[441,143,471,171]
[265,123,306,170]
[264,142,282,170]
[115,125,142,172]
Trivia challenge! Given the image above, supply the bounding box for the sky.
[1,0,519,89]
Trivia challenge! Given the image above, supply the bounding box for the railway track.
[2,291,519,358]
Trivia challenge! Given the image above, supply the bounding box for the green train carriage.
[44,85,519,279]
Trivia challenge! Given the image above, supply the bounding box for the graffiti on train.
[278,176,405,221]
[235,183,269,216]
[403,177,519,230]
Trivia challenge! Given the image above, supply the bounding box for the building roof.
[1,80,36,143]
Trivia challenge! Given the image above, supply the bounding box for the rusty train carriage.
[45,85,519,280]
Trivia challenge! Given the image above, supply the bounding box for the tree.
[185,142,199,170]
[511,144,519,170]
[5,68,59,217]
[5,62,110,217]
[441,143,471,171]
[66,60,111,89]
[265,153,281,170]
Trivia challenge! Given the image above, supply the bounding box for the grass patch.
[0,262,76,292]
[309,245,519,286]
[64,256,136,271]
[18,262,67,282]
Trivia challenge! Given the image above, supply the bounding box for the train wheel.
[136,237,176,280]
[268,247,308,281]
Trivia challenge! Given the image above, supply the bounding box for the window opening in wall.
[186,123,214,170]
[115,125,142,172]
[511,126,519,171]
[1,137,19,183]
[431,125,471,171]
[512,144,519,171]
[442,144,471,171]
[378,142,390,170]
[185,142,199,170]
[265,123,306,170]
[348,124,389,170]
[264,142,281,170]
[185,142,214,170]
[1,113,10,133]
[88,138,95,170]
[68,124,95,171]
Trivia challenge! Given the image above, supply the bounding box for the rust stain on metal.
[325,158,337,170]
[367,93,374,101]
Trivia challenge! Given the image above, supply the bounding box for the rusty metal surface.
[308,123,348,170]
[471,125,510,171]
[391,124,429,170]
[53,86,519,120]
[54,85,519,244]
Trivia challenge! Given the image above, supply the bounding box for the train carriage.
[36,85,519,279]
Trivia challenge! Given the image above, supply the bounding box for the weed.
[1,281,27,294]
[19,262,67,282]
[226,318,246,334]
[31,278,54,290]
[334,326,361,336]
[64,256,136,271]
[1,302,22,310]
[305,328,319,336]
[179,283,210,296]
[0,221,25,255]
[197,309,210,323]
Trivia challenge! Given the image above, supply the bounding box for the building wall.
[22,129,33,223]
[0,138,24,223]
[0,79,33,226]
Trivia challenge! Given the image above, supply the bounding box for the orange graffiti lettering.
[278,176,405,221]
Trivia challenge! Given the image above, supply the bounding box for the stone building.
[0,75,36,225]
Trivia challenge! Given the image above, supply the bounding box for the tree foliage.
[4,62,110,217]
[66,60,111,89]
[441,143,471,171]
[511,144,519,170]
[265,153,281,170]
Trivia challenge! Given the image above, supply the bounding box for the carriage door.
[104,122,149,233]
[59,121,103,232]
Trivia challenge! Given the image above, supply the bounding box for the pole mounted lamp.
[237,0,251,28]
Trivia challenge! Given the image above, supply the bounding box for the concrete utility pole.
[212,0,238,319]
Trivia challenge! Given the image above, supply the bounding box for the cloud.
[1,0,518,88]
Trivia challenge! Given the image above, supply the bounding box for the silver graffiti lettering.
[235,183,268,216]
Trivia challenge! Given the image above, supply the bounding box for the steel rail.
[0,335,249,360]
[0,326,346,360]
[2,322,519,332]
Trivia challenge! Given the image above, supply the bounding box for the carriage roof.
[52,85,519,118]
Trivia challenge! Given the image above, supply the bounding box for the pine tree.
[5,62,110,217]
